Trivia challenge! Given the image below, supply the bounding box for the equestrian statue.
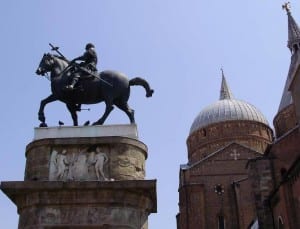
[35,43,154,127]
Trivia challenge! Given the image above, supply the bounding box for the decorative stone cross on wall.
[230,149,240,160]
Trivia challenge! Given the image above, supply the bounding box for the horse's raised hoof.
[39,122,48,127]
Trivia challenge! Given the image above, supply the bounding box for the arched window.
[278,216,284,229]
[202,128,206,137]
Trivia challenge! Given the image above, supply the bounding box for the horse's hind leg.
[115,102,135,124]
[93,101,114,125]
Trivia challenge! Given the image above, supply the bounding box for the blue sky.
[0,1,299,228]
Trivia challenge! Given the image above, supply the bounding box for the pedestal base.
[1,180,157,229]
[1,125,157,229]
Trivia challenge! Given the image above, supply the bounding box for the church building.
[177,4,300,229]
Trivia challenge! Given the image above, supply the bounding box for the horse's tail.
[129,77,154,97]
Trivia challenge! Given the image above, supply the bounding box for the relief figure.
[55,149,70,180]
[90,147,109,181]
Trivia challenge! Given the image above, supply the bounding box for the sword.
[49,43,69,62]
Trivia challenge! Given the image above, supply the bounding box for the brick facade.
[178,120,273,228]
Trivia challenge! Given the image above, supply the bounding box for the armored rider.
[65,43,98,90]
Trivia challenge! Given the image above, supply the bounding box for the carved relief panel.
[48,144,146,181]
[110,144,145,180]
[49,146,110,181]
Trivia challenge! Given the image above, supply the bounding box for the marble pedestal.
[1,125,157,229]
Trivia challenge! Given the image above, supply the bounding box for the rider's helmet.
[85,43,95,50]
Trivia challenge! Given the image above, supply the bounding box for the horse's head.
[35,53,56,76]
[36,53,68,77]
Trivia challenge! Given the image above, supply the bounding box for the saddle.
[66,65,96,80]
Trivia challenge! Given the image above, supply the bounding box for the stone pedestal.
[1,124,157,229]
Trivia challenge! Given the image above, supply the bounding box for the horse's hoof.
[39,122,48,127]
[83,120,90,126]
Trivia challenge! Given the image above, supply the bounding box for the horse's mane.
[51,54,69,67]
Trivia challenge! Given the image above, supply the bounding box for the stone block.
[34,124,138,140]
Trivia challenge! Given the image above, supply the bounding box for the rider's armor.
[65,43,98,90]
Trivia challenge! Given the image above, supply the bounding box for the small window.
[201,128,206,137]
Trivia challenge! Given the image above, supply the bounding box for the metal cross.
[230,149,240,160]
[282,2,291,13]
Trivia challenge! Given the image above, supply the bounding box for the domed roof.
[190,73,269,134]
[190,99,269,134]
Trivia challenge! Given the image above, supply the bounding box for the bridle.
[36,53,56,80]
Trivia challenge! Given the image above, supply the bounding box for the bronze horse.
[35,53,153,127]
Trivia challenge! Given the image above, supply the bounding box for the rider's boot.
[65,77,79,90]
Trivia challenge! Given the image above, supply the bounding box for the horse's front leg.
[66,104,78,126]
[38,94,57,127]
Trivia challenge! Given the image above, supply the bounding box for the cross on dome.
[282,2,291,13]
[282,2,300,52]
